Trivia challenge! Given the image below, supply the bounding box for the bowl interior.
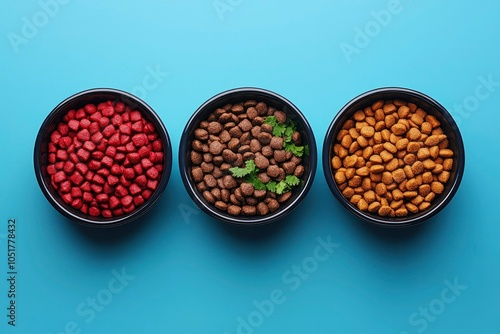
[35,89,172,227]
[180,88,317,225]
[324,88,465,226]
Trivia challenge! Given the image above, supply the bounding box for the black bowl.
[323,87,465,227]
[34,88,172,227]
[179,87,317,225]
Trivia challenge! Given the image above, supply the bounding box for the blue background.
[1,0,499,333]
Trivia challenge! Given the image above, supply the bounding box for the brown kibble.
[417,147,430,160]
[425,115,441,128]
[202,190,215,204]
[215,201,228,211]
[222,175,237,189]
[331,156,342,170]
[208,122,223,135]
[383,103,396,114]
[370,165,385,174]
[411,161,424,175]
[425,192,436,202]
[348,175,362,187]
[439,149,454,158]
[392,169,406,183]
[356,167,369,177]
[357,198,369,211]
[360,126,375,138]
[350,194,362,204]
[375,183,387,196]
[411,195,424,206]
[353,110,366,121]
[294,165,305,178]
[378,205,392,217]
[268,165,281,178]
[410,113,424,125]
[342,187,355,199]
[278,192,292,203]
[392,189,404,201]
[257,132,272,145]
[241,205,256,216]
[418,202,431,211]
[191,151,203,165]
[209,141,224,155]
[405,203,418,213]
[372,100,384,110]
[404,153,417,165]
[274,150,287,163]
[443,159,453,171]
[391,123,407,135]
[228,205,242,216]
[222,149,237,163]
[424,135,440,146]
[406,178,419,191]
[274,110,286,124]
[403,191,418,199]
[403,165,414,178]
[395,207,408,217]
[380,150,393,162]
[381,171,393,185]
[406,142,420,153]
[407,128,421,141]
[254,155,270,169]
[383,142,397,154]
[423,159,436,170]
[240,183,255,196]
[429,146,440,159]
[368,201,381,213]
[267,199,279,212]
[386,158,399,172]
[344,155,357,168]
[431,181,444,194]
[421,122,433,135]
[191,167,204,182]
[256,202,269,215]
[270,136,284,150]
[418,184,431,197]
[194,128,209,140]
[364,190,376,203]
[283,162,297,175]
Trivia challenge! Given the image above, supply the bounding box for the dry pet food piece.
[332,99,455,218]
[190,100,309,217]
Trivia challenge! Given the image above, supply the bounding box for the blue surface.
[1,1,499,333]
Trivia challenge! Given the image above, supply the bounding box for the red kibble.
[84,104,97,114]
[103,183,114,194]
[59,136,72,149]
[101,156,113,168]
[119,124,131,135]
[80,203,88,215]
[91,184,103,194]
[46,100,163,219]
[131,121,143,133]
[133,163,143,175]
[92,174,105,185]
[142,189,153,200]
[97,168,110,177]
[81,181,91,192]
[99,117,110,127]
[89,122,100,134]
[122,204,135,214]
[60,181,71,193]
[114,153,125,162]
[76,149,90,162]
[141,158,153,169]
[109,196,121,209]
[83,141,96,151]
[111,114,122,126]
[132,133,148,147]
[71,198,83,210]
[152,139,163,152]
[88,160,101,171]
[121,195,133,207]
[137,146,150,158]
[102,124,116,138]
[53,171,66,183]
[147,179,158,190]
[102,106,115,117]
[61,193,72,204]
[50,131,62,144]
[108,133,120,146]
[56,150,68,161]
[71,187,82,198]
[91,131,103,144]
[127,152,141,164]
[68,119,80,131]
[89,111,102,122]
[96,193,109,203]
[85,170,95,181]
[130,111,142,122]
[63,161,75,174]
[89,207,100,217]
[123,168,135,180]
[146,167,159,180]
[80,118,91,129]
[115,184,128,197]
[57,123,69,136]
[115,102,125,113]
[101,210,113,218]
[135,175,147,187]
[125,142,135,152]
[133,195,145,206]
[75,163,88,175]
[96,139,108,152]
[121,135,131,145]
[47,165,57,175]
[120,175,132,187]
[75,108,86,120]
[129,183,142,196]
[77,129,90,141]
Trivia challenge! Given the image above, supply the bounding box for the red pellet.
[45,100,164,218]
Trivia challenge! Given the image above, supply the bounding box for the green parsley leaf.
[229,165,251,178]
[285,175,300,186]
[266,181,277,193]
[276,181,290,195]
